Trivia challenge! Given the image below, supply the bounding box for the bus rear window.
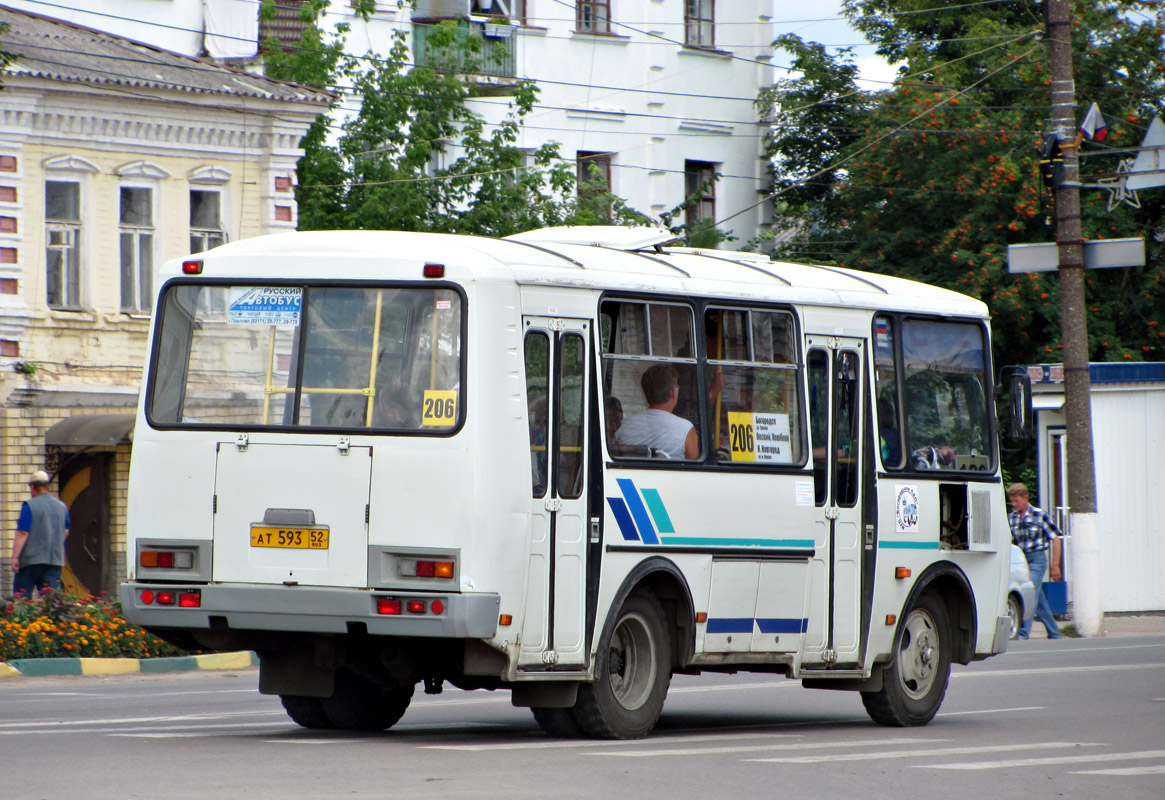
[147,284,463,432]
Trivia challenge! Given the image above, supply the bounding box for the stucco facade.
[0,6,328,596]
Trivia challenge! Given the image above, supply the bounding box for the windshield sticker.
[421,389,457,427]
[228,287,303,326]
[728,412,793,464]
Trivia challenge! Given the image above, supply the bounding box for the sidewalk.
[1024,612,1165,639]
[0,650,256,679]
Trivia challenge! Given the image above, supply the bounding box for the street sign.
[1006,237,1145,273]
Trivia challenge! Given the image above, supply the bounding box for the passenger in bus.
[877,397,902,466]
[604,396,623,453]
[912,444,956,469]
[615,364,700,460]
[375,382,420,428]
[528,395,549,494]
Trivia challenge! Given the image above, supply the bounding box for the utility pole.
[1047,0,1102,637]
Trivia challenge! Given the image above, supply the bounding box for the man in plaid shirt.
[1007,483,1063,639]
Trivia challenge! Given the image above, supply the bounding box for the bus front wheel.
[861,592,951,726]
[573,590,671,739]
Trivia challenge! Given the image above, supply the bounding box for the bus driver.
[615,363,700,460]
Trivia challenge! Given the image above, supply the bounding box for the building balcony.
[413,18,517,83]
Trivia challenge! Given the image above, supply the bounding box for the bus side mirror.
[998,366,1032,440]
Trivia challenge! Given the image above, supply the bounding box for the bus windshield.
[147,283,463,431]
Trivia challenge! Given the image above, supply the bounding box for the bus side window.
[525,332,550,497]
[807,348,830,506]
[601,299,699,461]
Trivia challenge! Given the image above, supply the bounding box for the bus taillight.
[141,550,194,569]
[399,559,454,579]
[377,598,402,615]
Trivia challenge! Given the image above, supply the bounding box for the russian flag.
[1080,102,1108,142]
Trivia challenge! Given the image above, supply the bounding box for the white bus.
[122,226,1019,739]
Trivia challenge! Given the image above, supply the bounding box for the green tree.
[260,1,663,237]
[764,1,1165,366]
[1,22,16,88]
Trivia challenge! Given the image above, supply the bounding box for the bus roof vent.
[505,226,678,251]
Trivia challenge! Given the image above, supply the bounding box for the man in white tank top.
[615,364,700,460]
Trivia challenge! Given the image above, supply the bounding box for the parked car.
[1007,544,1036,639]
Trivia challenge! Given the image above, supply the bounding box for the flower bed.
[1,590,190,660]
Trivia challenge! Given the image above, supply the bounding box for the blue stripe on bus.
[659,537,815,549]
[617,478,659,545]
[605,497,641,542]
[878,540,941,550]
[640,488,675,534]
[706,618,754,634]
[756,617,809,634]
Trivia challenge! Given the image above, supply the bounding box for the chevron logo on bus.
[606,478,674,545]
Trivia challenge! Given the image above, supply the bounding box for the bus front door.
[519,317,591,670]
[804,337,866,669]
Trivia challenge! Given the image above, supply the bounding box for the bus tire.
[321,669,414,731]
[530,707,585,738]
[573,590,671,739]
[861,592,951,727]
[280,695,333,729]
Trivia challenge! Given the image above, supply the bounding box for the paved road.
[2,634,1163,799]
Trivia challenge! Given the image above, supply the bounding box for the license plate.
[250,526,329,550]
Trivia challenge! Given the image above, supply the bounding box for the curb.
[0,650,257,679]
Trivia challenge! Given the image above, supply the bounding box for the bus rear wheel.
[530,707,584,738]
[280,695,333,729]
[321,669,415,731]
[861,592,951,727]
[573,591,671,739]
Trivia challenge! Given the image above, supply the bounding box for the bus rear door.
[212,440,373,587]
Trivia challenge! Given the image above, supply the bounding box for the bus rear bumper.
[119,582,500,639]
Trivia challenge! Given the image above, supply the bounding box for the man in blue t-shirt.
[10,470,71,597]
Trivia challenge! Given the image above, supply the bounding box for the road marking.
[1072,764,1165,776]
[0,709,286,730]
[425,731,805,752]
[8,721,291,737]
[750,741,1089,764]
[938,706,1044,716]
[919,750,1165,771]
[589,737,936,758]
[954,663,1165,679]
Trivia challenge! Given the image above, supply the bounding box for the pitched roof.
[0,5,330,106]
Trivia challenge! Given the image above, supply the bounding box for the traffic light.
[1039,133,1063,188]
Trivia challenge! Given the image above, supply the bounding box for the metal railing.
[412,20,516,79]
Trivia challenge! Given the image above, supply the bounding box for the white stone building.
[2,0,777,244]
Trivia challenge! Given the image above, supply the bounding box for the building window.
[45,180,81,309]
[474,0,524,22]
[577,1,610,34]
[684,160,717,230]
[120,187,154,312]
[191,189,227,316]
[577,151,612,192]
[190,189,226,254]
[685,0,714,48]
